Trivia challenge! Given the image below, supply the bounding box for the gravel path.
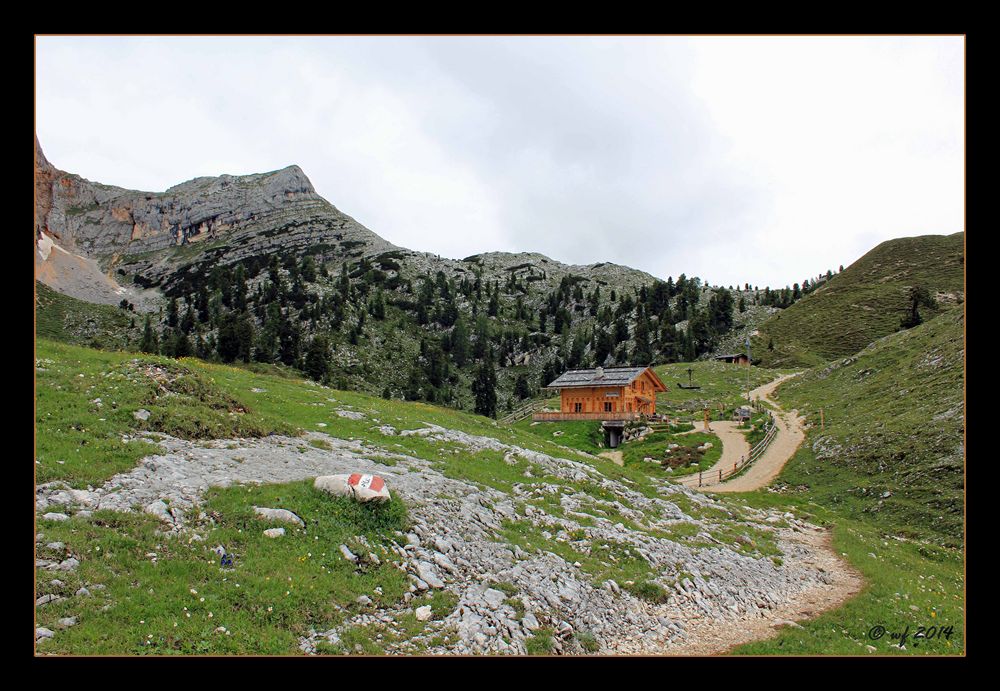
[673,421,751,489]
[702,373,805,493]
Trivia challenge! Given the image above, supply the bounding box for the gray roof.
[545,367,650,389]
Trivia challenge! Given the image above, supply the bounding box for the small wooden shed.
[714,353,750,366]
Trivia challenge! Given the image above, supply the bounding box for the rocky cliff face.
[35,139,400,299]
[34,137,658,304]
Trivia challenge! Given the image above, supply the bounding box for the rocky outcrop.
[34,137,399,299]
[36,427,857,655]
[33,137,659,304]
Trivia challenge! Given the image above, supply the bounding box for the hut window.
[574,402,582,413]
[604,402,612,412]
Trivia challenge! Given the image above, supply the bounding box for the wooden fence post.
[698,471,702,487]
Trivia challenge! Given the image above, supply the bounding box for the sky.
[35,36,964,289]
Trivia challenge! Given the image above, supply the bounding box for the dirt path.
[673,421,750,488]
[699,373,805,493]
[598,450,624,466]
[658,525,863,655]
[660,370,866,654]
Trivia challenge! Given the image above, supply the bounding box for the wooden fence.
[692,411,777,487]
[530,411,641,422]
[498,398,550,426]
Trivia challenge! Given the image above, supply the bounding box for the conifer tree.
[140,315,158,354]
[166,297,179,328]
[472,354,498,419]
[304,334,330,382]
[451,317,470,367]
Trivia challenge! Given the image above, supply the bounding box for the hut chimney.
[596,366,604,378]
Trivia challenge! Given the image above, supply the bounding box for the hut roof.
[545,366,667,391]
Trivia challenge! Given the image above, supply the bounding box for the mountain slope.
[35,338,849,655]
[33,138,726,411]
[768,305,964,546]
[34,137,659,304]
[752,233,964,367]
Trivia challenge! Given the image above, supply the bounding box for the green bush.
[624,580,669,603]
[526,628,555,655]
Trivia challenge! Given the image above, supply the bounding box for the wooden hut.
[714,353,750,366]
[532,366,668,421]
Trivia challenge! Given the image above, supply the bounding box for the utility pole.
[745,336,752,403]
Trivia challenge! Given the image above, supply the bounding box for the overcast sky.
[35,36,963,288]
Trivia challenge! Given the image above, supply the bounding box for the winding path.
[673,421,750,488]
[674,372,805,493]
[665,371,862,653]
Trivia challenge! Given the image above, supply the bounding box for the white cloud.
[35,36,963,288]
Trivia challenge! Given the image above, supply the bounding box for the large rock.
[483,588,506,610]
[415,561,445,589]
[144,500,174,524]
[253,507,305,527]
[314,474,391,503]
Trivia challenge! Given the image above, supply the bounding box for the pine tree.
[632,310,653,365]
[304,334,330,382]
[166,297,179,328]
[140,315,158,354]
[472,355,498,419]
[451,318,470,366]
[172,329,192,358]
[900,286,937,329]
[514,373,532,400]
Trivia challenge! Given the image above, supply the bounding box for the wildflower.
[190,588,198,595]
[267,606,273,612]
[208,612,213,618]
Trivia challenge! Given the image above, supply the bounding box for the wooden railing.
[683,411,777,487]
[498,398,550,426]
[530,411,641,422]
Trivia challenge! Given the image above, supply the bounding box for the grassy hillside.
[36,339,788,654]
[726,489,964,655]
[753,233,964,368]
[36,280,142,351]
[760,306,964,546]
[721,306,965,655]
[652,360,797,412]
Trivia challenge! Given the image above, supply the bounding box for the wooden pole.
[820,407,824,430]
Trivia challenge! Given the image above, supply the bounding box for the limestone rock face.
[34,137,398,302]
[35,137,663,308]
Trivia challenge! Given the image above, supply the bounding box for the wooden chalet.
[532,366,668,422]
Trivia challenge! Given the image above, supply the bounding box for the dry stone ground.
[36,419,860,655]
